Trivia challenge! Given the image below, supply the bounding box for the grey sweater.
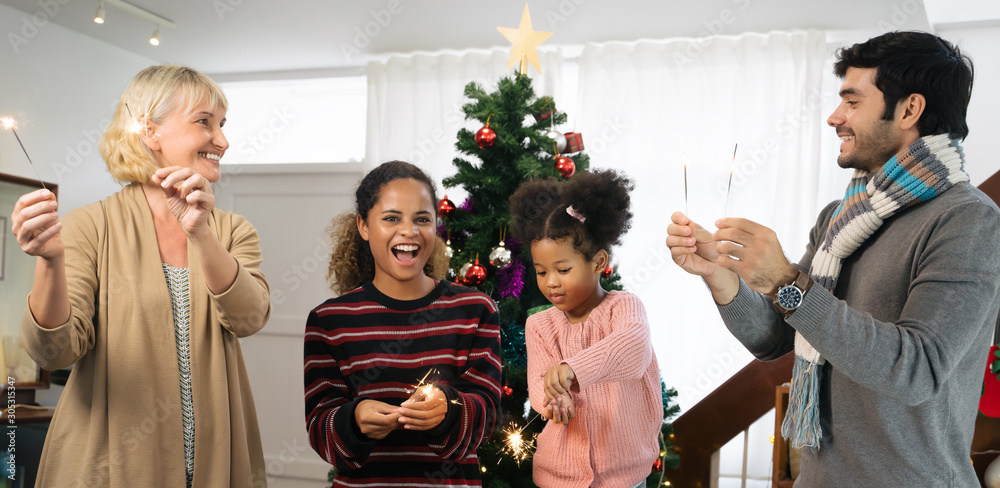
[718,181,1000,487]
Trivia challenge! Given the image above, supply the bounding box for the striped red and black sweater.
[304,280,502,487]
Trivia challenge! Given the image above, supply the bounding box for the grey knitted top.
[718,181,1000,487]
[163,263,195,488]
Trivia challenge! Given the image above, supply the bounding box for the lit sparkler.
[407,368,461,405]
[1,116,47,190]
[124,104,158,167]
[501,413,543,464]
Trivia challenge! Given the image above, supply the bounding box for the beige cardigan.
[21,183,270,487]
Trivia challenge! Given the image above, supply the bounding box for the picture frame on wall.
[0,172,54,392]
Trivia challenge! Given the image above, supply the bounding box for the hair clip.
[566,205,586,223]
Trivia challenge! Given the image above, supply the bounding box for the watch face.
[777,285,803,310]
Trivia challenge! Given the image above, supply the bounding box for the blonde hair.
[99,65,228,184]
[326,212,448,296]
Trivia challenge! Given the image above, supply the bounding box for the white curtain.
[574,30,847,413]
[365,48,574,203]
[365,31,848,413]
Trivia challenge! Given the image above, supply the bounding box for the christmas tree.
[439,72,680,487]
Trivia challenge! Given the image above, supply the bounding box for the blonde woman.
[10,65,269,487]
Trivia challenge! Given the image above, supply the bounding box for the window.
[219,76,366,164]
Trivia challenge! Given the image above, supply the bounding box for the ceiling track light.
[94,1,105,24]
[95,0,175,45]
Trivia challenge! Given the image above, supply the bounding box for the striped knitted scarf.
[781,133,969,449]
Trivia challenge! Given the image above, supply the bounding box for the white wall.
[0,2,158,213]
[213,163,364,487]
[936,23,1000,186]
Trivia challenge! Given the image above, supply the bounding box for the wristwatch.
[773,269,813,317]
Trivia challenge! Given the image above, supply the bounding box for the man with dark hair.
[667,31,1000,485]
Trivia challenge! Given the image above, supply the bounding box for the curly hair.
[509,169,634,260]
[327,161,448,295]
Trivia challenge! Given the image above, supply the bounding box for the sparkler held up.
[1,116,47,190]
[723,143,738,218]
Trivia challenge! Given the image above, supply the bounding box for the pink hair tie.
[566,205,586,223]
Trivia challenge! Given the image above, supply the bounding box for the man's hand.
[666,212,741,304]
[713,218,798,296]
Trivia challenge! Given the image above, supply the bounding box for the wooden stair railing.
[667,353,793,488]
[665,168,1000,488]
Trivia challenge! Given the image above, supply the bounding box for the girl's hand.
[545,393,576,425]
[397,384,448,431]
[354,399,401,440]
[12,189,63,259]
[544,363,576,402]
[151,166,215,235]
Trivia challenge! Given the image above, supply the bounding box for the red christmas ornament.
[980,344,1000,417]
[601,265,613,278]
[651,458,663,473]
[555,156,575,178]
[465,259,488,286]
[502,384,514,396]
[475,124,497,149]
[437,195,456,219]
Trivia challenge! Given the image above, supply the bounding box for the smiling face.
[147,89,228,183]
[531,238,607,324]
[357,177,437,298]
[827,67,906,173]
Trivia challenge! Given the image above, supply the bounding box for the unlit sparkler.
[1,116,47,190]
[723,144,738,218]
[682,153,689,216]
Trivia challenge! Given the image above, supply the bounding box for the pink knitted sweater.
[526,291,662,488]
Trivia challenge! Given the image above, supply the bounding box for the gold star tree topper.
[497,4,553,74]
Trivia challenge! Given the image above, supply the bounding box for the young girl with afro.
[303,160,502,487]
[510,169,662,488]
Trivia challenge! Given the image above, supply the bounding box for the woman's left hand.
[397,384,449,431]
[151,166,215,235]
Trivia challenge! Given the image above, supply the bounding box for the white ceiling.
[1,0,980,76]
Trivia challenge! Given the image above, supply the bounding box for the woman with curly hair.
[509,169,662,488]
[303,160,501,487]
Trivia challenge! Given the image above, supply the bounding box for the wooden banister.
[981,170,1000,205]
[667,353,794,487]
